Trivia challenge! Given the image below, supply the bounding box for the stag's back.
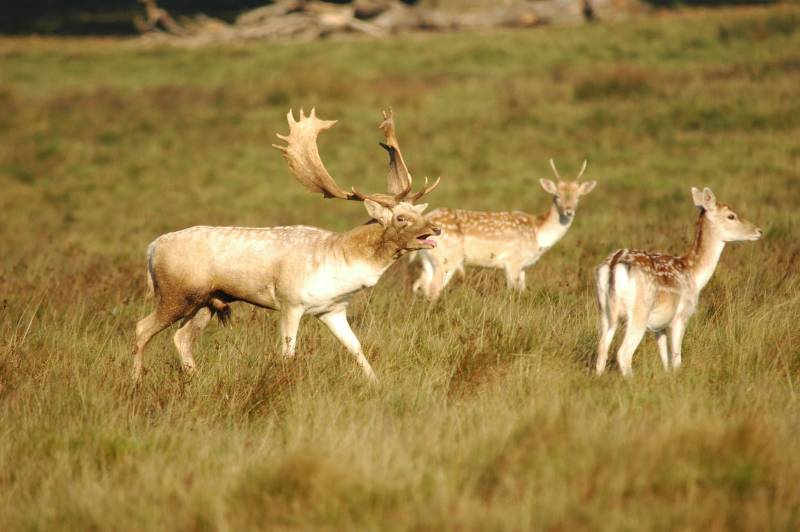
[149,225,332,303]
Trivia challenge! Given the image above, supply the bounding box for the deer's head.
[364,200,441,251]
[273,108,442,252]
[691,187,762,242]
[540,159,596,221]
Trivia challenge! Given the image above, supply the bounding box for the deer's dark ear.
[364,199,392,226]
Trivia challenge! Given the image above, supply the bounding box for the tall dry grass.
[1,5,799,530]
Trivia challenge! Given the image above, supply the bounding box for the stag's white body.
[133,109,441,383]
[412,160,596,300]
[594,187,762,377]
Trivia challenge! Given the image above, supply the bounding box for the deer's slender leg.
[133,303,185,382]
[516,269,526,291]
[318,309,377,383]
[669,318,686,371]
[656,331,670,371]
[412,251,435,294]
[615,291,651,378]
[279,306,304,358]
[173,306,212,374]
[595,265,617,375]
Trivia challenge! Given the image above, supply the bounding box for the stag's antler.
[378,108,413,198]
[378,109,440,204]
[273,108,358,201]
[273,108,439,207]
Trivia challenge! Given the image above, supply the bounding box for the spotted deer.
[595,187,762,377]
[133,109,441,383]
[411,159,596,301]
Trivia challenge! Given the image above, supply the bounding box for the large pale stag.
[133,109,441,383]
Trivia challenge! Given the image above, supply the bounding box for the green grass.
[2,5,800,530]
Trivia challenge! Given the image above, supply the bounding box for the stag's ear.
[540,179,558,195]
[412,203,428,214]
[579,180,597,196]
[364,199,393,226]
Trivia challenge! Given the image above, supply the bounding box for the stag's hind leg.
[134,308,182,382]
[173,306,213,375]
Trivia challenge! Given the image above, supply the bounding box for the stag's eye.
[396,215,408,223]
[727,214,736,220]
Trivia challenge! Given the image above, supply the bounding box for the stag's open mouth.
[416,233,436,248]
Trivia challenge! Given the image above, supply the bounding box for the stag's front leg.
[318,309,378,383]
[279,306,304,358]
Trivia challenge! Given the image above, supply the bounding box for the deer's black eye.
[396,215,407,223]
[727,214,736,220]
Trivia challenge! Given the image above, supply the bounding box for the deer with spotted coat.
[410,159,596,301]
[595,187,762,377]
[133,109,441,383]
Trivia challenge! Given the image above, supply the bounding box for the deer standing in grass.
[411,159,596,301]
[595,187,762,377]
[133,109,441,383]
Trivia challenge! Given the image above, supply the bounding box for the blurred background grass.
[1,4,799,530]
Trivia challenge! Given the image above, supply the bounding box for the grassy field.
[2,5,800,530]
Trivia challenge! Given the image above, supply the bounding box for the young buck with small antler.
[133,109,441,383]
[595,187,762,377]
[411,159,596,301]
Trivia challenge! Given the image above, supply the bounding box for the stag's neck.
[533,200,572,248]
[335,222,401,271]
[684,210,725,292]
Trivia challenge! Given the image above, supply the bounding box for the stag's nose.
[756,228,763,238]
[431,225,442,236]
[564,208,575,217]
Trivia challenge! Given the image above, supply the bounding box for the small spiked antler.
[549,158,563,182]
[549,158,588,181]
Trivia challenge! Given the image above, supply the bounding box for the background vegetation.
[1,5,799,529]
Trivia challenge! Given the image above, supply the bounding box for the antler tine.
[549,158,563,182]
[407,175,441,203]
[576,159,588,181]
[379,108,413,197]
[272,109,357,201]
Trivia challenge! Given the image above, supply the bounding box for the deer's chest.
[299,261,385,310]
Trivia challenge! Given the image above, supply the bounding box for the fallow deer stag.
[411,159,596,301]
[133,108,441,383]
[595,187,762,377]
